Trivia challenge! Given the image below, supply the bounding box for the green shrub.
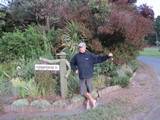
[89,0,110,24]
[11,77,46,98]
[93,74,107,89]
[0,78,12,96]
[93,61,117,87]
[110,75,130,88]
[25,79,40,97]
[0,25,54,63]
[109,43,139,64]
[128,60,139,72]
[0,61,17,78]
[110,63,134,87]
[35,71,59,96]
[63,21,83,59]
[15,58,38,80]
[94,61,117,77]
[11,78,28,98]
[0,64,14,95]
[12,77,58,98]
[67,72,79,97]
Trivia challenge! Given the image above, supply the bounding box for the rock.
[12,99,29,108]
[30,99,51,109]
[52,99,69,108]
[10,99,29,112]
[70,95,85,104]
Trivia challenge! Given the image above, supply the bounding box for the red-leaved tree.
[50,0,154,64]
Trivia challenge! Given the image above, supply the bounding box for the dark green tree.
[155,16,160,40]
[155,16,160,48]
[143,16,160,46]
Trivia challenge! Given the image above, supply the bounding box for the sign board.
[35,64,60,71]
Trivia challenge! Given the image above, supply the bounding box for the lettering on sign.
[35,64,60,71]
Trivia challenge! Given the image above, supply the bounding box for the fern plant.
[62,21,89,60]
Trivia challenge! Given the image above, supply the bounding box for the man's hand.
[75,70,78,74]
[108,52,113,60]
[108,53,113,57]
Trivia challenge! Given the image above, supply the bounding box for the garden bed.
[4,85,121,113]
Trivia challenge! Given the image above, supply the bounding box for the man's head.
[78,42,86,53]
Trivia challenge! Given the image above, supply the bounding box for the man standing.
[70,42,113,109]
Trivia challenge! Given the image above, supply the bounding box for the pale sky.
[136,0,160,18]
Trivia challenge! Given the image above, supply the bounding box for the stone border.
[97,85,121,98]
[7,85,121,113]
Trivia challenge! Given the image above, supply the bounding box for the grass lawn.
[139,47,160,57]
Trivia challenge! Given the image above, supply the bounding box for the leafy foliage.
[11,77,57,98]
[67,72,79,97]
[62,21,86,58]
[2,0,60,31]
[155,16,160,44]
[94,61,117,77]
[0,0,155,98]
[97,4,153,63]
[35,71,59,96]
[109,0,137,4]
[0,62,16,96]
[1,0,154,64]
[110,75,130,87]
[138,4,154,20]
[0,25,54,62]
[144,16,160,46]
[128,60,138,72]
[155,16,160,32]
[15,58,38,80]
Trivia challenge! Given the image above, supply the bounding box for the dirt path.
[107,61,160,120]
[0,58,160,120]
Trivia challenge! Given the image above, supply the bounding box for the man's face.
[79,46,86,53]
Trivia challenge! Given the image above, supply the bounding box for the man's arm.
[70,55,77,72]
[92,53,113,64]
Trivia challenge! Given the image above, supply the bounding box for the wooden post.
[57,52,68,98]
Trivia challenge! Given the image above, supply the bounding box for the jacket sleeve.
[70,55,77,71]
[91,53,111,64]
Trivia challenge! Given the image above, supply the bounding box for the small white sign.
[35,64,60,71]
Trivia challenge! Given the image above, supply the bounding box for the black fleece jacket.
[70,51,110,80]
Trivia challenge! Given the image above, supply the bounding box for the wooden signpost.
[35,52,71,98]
